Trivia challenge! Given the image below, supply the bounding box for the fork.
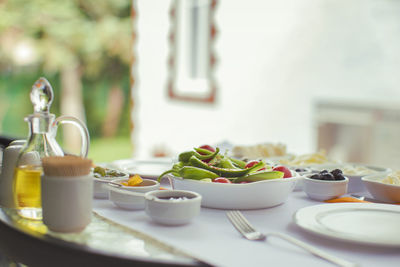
[226,210,358,267]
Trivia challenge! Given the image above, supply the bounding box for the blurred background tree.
[0,0,133,161]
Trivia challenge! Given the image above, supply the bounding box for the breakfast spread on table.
[0,80,398,266]
[1,138,400,267]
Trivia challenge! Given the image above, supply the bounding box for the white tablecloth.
[93,191,400,267]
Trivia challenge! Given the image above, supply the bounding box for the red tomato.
[245,160,259,168]
[245,160,265,171]
[198,145,216,155]
[272,165,292,178]
[213,177,232,183]
[198,145,216,163]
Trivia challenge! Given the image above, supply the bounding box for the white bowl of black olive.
[303,169,348,201]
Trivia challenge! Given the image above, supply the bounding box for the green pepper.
[234,171,284,183]
[194,147,214,155]
[189,156,265,177]
[229,157,247,169]
[178,147,220,162]
[157,166,219,181]
[207,154,222,166]
[218,157,239,169]
[172,162,185,171]
[179,166,219,180]
[178,151,194,162]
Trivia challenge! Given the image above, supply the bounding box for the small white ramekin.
[303,176,348,201]
[144,190,201,225]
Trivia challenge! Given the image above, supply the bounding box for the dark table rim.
[0,209,210,267]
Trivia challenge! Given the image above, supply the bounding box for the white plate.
[294,203,400,247]
[109,158,173,179]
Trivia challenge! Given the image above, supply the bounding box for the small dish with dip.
[144,190,201,225]
[108,177,160,210]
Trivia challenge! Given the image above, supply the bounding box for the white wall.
[132,0,400,157]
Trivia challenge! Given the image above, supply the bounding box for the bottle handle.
[52,116,90,158]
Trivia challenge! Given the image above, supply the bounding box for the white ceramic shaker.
[0,143,24,208]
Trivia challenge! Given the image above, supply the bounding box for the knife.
[351,194,393,204]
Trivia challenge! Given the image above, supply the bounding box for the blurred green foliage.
[0,0,132,75]
[0,68,131,138]
[0,71,60,137]
[89,136,132,163]
[0,0,133,160]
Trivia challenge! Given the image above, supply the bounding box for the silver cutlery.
[93,178,123,187]
[226,210,358,267]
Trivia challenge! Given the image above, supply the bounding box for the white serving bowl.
[303,176,348,201]
[362,174,400,203]
[170,175,300,210]
[108,187,146,210]
[111,178,160,193]
[144,190,201,225]
[309,163,390,193]
[93,173,129,199]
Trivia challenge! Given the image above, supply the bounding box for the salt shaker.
[41,156,93,232]
[0,144,24,207]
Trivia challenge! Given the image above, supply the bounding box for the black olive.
[320,169,329,174]
[335,174,345,181]
[331,169,343,177]
[310,174,320,180]
[321,173,335,180]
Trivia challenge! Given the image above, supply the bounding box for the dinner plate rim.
[293,203,400,247]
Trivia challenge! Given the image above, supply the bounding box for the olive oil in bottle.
[12,77,89,220]
[13,165,42,220]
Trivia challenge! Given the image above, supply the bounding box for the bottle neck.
[17,113,64,162]
[26,113,55,134]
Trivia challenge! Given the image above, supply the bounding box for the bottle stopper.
[30,77,54,113]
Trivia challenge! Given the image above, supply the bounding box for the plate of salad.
[158,145,301,210]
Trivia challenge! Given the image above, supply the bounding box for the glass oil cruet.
[13,77,90,220]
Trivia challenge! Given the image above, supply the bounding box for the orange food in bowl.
[121,174,144,187]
